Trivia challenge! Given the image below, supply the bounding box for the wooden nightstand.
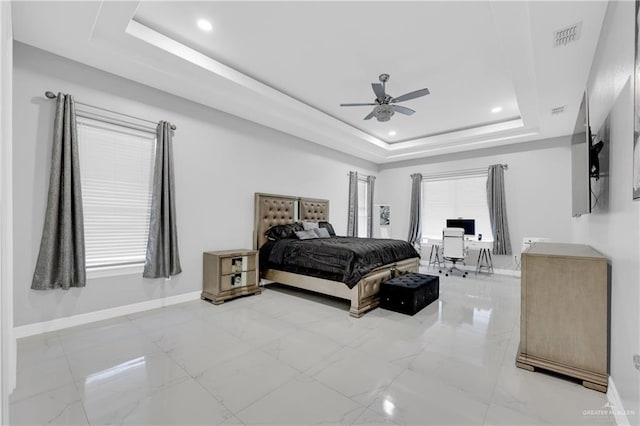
[202,249,261,304]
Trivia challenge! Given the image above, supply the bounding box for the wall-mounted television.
[446,218,476,236]
[571,92,591,217]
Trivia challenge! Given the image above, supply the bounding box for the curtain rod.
[346,172,375,180]
[44,91,176,131]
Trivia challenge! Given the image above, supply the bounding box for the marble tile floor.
[10,270,615,425]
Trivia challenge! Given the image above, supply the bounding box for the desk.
[424,238,444,269]
[423,237,494,274]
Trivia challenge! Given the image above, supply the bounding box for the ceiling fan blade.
[392,88,430,103]
[364,110,376,120]
[371,83,385,100]
[340,103,377,107]
[393,105,415,115]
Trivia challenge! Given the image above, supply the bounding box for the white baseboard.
[608,376,632,426]
[14,291,201,339]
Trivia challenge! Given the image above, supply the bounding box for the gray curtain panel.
[32,93,86,290]
[143,121,182,279]
[487,164,512,255]
[407,173,422,248]
[366,175,375,238]
[347,171,358,237]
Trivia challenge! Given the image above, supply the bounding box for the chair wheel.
[445,273,449,276]
[462,275,466,278]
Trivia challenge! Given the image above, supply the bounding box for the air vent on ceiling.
[551,106,566,115]
[553,22,582,47]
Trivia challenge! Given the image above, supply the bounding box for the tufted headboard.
[253,193,330,249]
[299,198,329,222]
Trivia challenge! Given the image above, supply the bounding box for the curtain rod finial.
[45,91,56,99]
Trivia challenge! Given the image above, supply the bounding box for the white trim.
[0,4,15,419]
[421,167,489,182]
[14,291,201,339]
[0,2,17,412]
[607,376,632,426]
[87,263,144,279]
[420,164,508,182]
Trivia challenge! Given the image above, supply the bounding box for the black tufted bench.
[380,273,439,315]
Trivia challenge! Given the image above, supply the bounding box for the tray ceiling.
[12,1,607,164]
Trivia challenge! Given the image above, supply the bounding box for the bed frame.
[253,192,419,317]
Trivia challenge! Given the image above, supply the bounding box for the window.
[422,174,493,241]
[357,178,369,238]
[77,117,155,269]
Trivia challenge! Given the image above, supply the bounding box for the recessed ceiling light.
[388,131,397,136]
[491,107,503,113]
[197,19,213,32]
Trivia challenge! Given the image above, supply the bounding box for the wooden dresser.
[202,249,261,304]
[516,243,608,392]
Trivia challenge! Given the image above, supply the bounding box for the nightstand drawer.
[220,271,257,291]
[220,255,256,275]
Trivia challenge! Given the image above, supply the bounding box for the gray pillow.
[295,230,317,240]
[318,221,336,236]
[313,227,331,238]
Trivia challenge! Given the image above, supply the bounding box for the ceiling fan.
[340,73,430,122]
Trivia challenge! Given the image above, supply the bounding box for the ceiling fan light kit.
[374,104,394,122]
[340,73,430,122]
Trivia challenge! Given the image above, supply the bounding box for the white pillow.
[313,227,331,238]
[302,221,319,230]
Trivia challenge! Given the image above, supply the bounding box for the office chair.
[439,227,468,277]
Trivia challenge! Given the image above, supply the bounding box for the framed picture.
[379,205,390,226]
[634,0,640,199]
[373,204,391,238]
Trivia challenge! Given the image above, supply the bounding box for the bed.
[253,193,420,317]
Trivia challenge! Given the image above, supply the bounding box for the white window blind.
[422,175,494,241]
[77,118,155,268]
[357,178,368,238]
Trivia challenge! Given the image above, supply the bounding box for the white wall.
[12,42,377,327]
[575,0,639,418]
[0,0,14,421]
[377,137,574,271]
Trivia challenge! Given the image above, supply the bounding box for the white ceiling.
[12,1,608,164]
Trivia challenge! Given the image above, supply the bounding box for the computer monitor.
[446,218,476,236]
